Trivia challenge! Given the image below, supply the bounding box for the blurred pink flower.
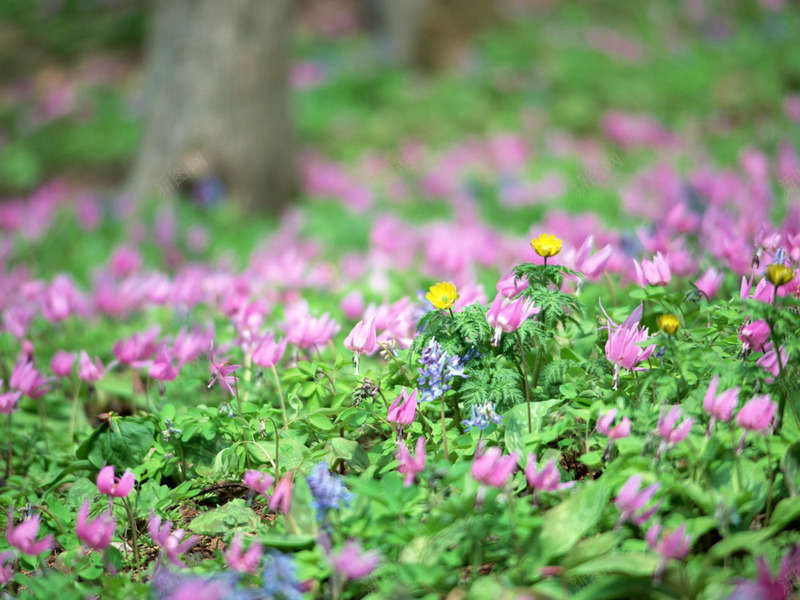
[739,319,770,353]
[268,474,293,514]
[486,293,538,346]
[387,387,417,425]
[243,470,273,498]
[397,437,426,487]
[633,252,671,287]
[646,523,691,581]
[76,500,115,551]
[149,511,198,568]
[615,475,660,527]
[702,375,739,436]
[50,350,76,378]
[471,444,518,488]
[149,349,180,382]
[78,351,104,383]
[695,267,723,299]
[6,507,54,555]
[208,342,239,396]
[330,540,380,580]
[97,465,135,498]
[524,453,574,497]
[224,534,262,574]
[113,326,160,369]
[251,334,287,369]
[655,406,694,456]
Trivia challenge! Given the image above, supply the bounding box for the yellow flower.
[531,234,562,258]
[765,264,795,287]
[426,281,459,310]
[658,314,680,335]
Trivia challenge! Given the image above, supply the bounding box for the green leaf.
[188,499,260,536]
[258,533,316,551]
[307,412,334,430]
[566,551,658,579]
[504,400,562,455]
[540,480,609,560]
[325,437,370,472]
[780,441,800,497]
[76,418,156,471]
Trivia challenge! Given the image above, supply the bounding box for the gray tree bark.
[132,0,295,213]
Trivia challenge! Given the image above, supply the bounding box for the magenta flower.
[112,326,160,369]
[149,511,198,568]
[6,507,54,556]
[601,303,656,389]
[486,293,539,346]
[702,375,739,436]
[149,349,180,382]
[0,381,21,415]
[756,344,787,382]
[736,394,776,452]
[243,469,273,498]
[224,533,262,574]
[77,351,104,383]
[572,235,613,280]
[496,272,528,298]
[172,325,213,365]
[285,310,340,350]
[655,406,694,456]
[633,252,671,287]
[268,474,293,514]
[50,350,76,378]
[387,387,417,426]
[208,342,239,396]
[471,444,519,488]
[739,319,770,353]
[330,539,380,580]
[96,465,135,498]
[694,267,723,299]
[614,474,660,527]
[75,500,116,551]
[9,360,52,398]
[596,409,631,439]
[729,545,800,600]
[0,551,14,584]
[343,319,377,374]
[251,334,287,369]
[397,437,426,487]
[646,523,691,581]
[524,453,574,500]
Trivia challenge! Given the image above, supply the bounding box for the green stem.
[441,394,449,461]
[517,332,533,434]
[767,319,788,433]
[122,498,141,578]
[6,413,12,478]
[268,418,280,480]
[729,422,743,491]
[69,379,82,441]
[765,434,775,523]
[270,365,288,423]
[36,398,49,451]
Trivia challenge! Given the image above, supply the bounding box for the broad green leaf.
[505,400,562,455]
[540,480,608,560]
[188,499,260,535]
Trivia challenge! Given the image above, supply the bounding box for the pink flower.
[343,319,377,374]
[268,474,294,514]
[109,245,142,278]
[340,290,365,320]
[739,319,770,353]
[702,375,739,436]
[113,327,160,369]
[524,453,574,496]
[77,351,104,383]
[397,437,426,486]
[596,409,631,439]
[149,349,180,382]
[615,475,660,527]
[471,444,518,488]
[75,500,116,551]
[172,325,213,365]
[695,267,723,299]
[387,387,417,425]
[736,394,776,433]
[655,406,694,456]
[224,534,262,574]
[242,469,273,498]
[251,335,287,369]
[96,465,135,498]
[50,350,76,378]
[496,272,528,298]
[149,511,198,568]
[0,388,20,415]
[757,344,787,382]
[285,309,340,350]
[0,551,14,584]
[330,540,380,580]
[9,360,52,398]
[601,303,656,389]
[646,523,691,581]
[6,507,54,555]
[633,253,671,287]
[486,293,539,346]
[208,342,239,396]
[572,235,613,279]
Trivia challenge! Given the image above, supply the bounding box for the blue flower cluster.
[461,401,503,432]
[306,462,353,520]
[262,550,304,600]
[417,338,468,403]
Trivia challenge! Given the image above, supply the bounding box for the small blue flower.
[261,550,303,600]
[306,462,353,520]
[461,401,503,432]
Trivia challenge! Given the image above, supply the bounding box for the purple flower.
[736,394,777,452]
[695,267,723,299]
[387,387,417,425]
[524,453,574,499]
[0,551,14,584]
[242,469,273,498]
[96,465,135,498]
[461,401,503,432]
[397,437,426,487]
[149,349,180,382]
[417,338,468,403]
[6,507,54,556]
[646,523,691,581]
[600,302,656,390]
[208,341,239,396]
[77,351,104,383]
[224,533,262,574]
[471,444,518,488]
[330,540,380,580]
[149,510,199,568]
[0,381,21,415]
[9,360,52,398]
[727,544,800,600]
[50,350,76,378]
[614,474,660,527]
[486,292,538,346]
[306,462,353,519]
[739,319,770,353]
[596,409,631,440]
[703,375,739,436]
[269,474,293,514]
[655,405,694,456]
[75,500,115,551]
[251,334,287,369]
[112,326,160,369]
[633,252,671,287]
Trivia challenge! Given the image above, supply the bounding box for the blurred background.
[0,0,799,264]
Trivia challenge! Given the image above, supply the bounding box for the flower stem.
[441,394,449,461]
[5,414,12,478]
[270,365,288,423]
[517,332,533,434]
[69,379,82,440]
[765,434,775,523]
[122,498,141,579]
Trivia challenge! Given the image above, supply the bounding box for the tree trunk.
[132,0,295,213]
